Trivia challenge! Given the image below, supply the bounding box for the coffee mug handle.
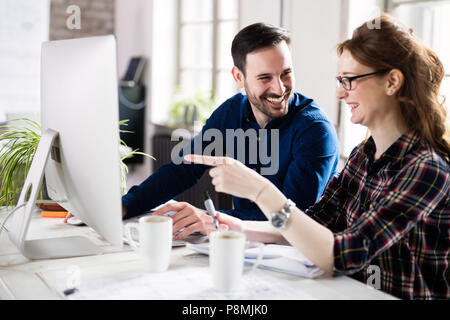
[244,241,264,274]
[124,222,140,252]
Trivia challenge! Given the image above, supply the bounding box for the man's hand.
[152,201,216,240]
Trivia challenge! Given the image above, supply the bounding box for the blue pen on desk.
[203,191,219,229]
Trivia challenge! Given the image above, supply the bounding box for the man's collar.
[243,94,297,128]
[245,101,256,123]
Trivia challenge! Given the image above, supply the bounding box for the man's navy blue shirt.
[122,92,339,221]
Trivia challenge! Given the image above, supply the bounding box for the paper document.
[67,266,315,300]
[186,243,325,278]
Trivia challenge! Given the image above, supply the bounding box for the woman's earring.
[387,89,394,95]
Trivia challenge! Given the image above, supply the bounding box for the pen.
[203,191,219,229]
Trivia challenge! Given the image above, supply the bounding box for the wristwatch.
[270,199,295,229]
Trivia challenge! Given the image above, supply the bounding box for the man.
[122,23,339,239]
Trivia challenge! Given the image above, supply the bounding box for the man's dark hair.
[231,22,291,75]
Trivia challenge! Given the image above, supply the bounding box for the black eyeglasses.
[336,69,390,91]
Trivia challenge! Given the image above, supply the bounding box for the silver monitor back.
[41,35,123,249]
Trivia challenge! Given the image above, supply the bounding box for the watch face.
[270,199,294,229]
[271,213,286,229]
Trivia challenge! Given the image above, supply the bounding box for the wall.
[0,0,115,120]
[284,0,344,127]
[150,0,177,126]
[340,0,385,157]
[115,0,153,79]
[115,0,154,187]
[0,0,50,120]
[239,0,282,27]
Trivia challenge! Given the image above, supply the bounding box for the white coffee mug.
[124,216,172,272]
[209,230,263,292]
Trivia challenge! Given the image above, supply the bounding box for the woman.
[186,14,450,300]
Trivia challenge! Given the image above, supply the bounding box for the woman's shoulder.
[404,138,450,173]
[386,138,450,194]
[342,139,369,167]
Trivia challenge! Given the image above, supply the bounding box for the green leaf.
[1,117,154,204]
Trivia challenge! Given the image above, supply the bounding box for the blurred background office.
[0,0,449,195]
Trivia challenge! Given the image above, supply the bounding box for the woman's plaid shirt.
[306,131,449,300]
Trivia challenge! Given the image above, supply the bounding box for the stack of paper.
[186,243,325,278]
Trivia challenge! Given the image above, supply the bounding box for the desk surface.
[0,209,397,300]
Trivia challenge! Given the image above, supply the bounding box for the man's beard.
[245,85,292,119]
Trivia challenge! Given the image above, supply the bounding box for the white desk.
[0,210,397,300]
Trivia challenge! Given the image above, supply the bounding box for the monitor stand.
[7,129,102,259]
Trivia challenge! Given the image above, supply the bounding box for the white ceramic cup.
[124,215,172,272]
[209,230,263,292]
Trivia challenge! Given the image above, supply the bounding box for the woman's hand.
[184,154,270,202]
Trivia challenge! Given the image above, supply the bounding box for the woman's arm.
[243,220,291,245]
[255,182,335,275]
[215,211,290,244]
[186,154,335,276]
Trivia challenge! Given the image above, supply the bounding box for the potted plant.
[0,118,153,208]
[167,89,217,130]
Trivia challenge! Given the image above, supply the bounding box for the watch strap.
[270,199,296,229]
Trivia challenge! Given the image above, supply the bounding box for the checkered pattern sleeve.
[304,172,348,231]
[305,145,361,232]
[333,153,449,276]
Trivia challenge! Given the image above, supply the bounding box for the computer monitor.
[8,35,123,259]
